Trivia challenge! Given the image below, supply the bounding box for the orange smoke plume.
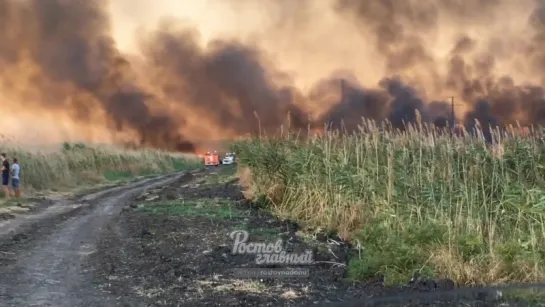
[1,0,545,151]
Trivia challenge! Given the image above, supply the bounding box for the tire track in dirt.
[0,170,201,307]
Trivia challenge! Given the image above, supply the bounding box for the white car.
[222,153,236,165]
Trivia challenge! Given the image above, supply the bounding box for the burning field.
[1,0,545,152]
[3,2,545,305]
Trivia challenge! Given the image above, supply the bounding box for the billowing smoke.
[332,0,545,133]
[1,0,545,152]
[0,0,197,151]
[138,21,308,136]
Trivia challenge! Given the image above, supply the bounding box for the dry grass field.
[0,140,201,196]
[233,121,545,286]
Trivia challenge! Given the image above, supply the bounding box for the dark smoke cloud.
[0,0,315,151]
[335,0,439,74]
[318,75,389,131]
[3,0,545,152]
[327,0,545,135]
[138,22,308,134]
[0,0,195,151]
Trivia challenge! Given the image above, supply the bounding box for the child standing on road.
[11,158,20,199]
[1,153,9,198]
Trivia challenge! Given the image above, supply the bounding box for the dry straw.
[233,118,545,286]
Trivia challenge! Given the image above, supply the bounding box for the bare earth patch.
[88,167,521,306]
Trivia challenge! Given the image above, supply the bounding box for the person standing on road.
[1,153,9,198]
[11,158,20,199]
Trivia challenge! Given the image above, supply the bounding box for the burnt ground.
[0,166,541,307]
[88,166,537,307]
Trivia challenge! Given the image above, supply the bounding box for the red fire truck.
[204,151,220,166]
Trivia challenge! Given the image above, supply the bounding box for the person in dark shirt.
[1,153,9,198]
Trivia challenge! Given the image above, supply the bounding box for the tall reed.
[233,121,545,285]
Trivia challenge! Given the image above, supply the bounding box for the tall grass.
[233,121,545,286]
[0,141,200,193]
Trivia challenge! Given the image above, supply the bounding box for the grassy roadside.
[0,141,201,199]
[232,124,545,287]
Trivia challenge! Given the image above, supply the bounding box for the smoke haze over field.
[1,0,545,151]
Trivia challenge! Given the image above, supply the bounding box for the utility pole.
[448,97,464,127]
[447,97,464,137]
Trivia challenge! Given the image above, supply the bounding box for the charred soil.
[89,166,521,306]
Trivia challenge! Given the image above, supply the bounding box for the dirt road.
[0,167,539,306]
[0,172,187,307]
